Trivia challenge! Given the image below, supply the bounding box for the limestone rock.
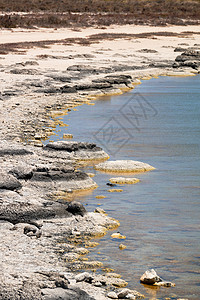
[0,172,22,190]
[111,233,126,239]
[126,294,136,300]
[63,133,73,139]
[0,146,32,156]
[66,201,87,217]
[107,291,118,299]
[9,165,34,180]
[45,141,101,152]
[41,286,93,300]
[117,288,143,299]
[109,177,140,184]
[154,281,175,287]
[95,160,155,173]
[23,224,42,238]
[119,244,127,250]
[118,288,130,298]
[94,208,106,214]
[175,50,200,69]
[45,141,109,160]
[75,272,94,283]
[140,269,162,285]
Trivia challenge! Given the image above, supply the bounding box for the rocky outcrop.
[174,50,200,69]
[95,160,155,173]
[0,172,22,190]
[66,201,87,217]
[41,286,95,300]
[45,141,101,152]
[37,74,133,94]
[45,141,109,161]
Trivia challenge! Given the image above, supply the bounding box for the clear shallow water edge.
[46,75,200,300]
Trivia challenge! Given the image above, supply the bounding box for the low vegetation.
[0,0,200,28]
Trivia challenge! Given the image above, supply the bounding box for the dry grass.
[0,0,200,28]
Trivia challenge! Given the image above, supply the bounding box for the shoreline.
[0,24,200,299]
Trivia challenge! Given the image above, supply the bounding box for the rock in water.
[95,160,155,173]
[109,177,140,184]
[140,269,162,285]
[154,281,175,287]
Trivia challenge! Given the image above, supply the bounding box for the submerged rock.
[108,189,123,193]
[119,244,127,250]
[95,160,155,173]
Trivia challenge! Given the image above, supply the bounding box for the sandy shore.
[0,24,200,299]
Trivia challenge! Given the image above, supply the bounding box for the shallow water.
[47,75,200,299]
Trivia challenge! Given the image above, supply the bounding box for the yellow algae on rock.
[82,261,103,269]
[63,133,73,139]
[95,195,106,199]
[111,233,126,239]
[87,173,95,178]
[79,257,89,261]
[131,79,141,85]
[109,177,140,184]
[119,244,127,250]
[105,273,121,278]
[141,75,152,80]
[108,189,123,193]
[103,268,115,273]
[94,208,106,214]
[85,241,99,248]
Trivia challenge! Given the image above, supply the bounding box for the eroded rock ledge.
[0,139,127,299]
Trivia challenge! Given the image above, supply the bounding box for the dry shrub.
[0,0,200,29]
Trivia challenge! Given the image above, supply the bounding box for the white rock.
[125,294,136,300]
[107,291,118,299]
[95,160,155,173]
[109,177,140,184]
[75,272,93,282]
[140,269,161,285]
[154,281,175,287]
[118,288,130,298]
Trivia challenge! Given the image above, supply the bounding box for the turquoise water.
[47,75,200,299]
